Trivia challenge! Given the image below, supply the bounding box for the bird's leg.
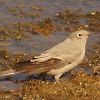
[54,74,62,82]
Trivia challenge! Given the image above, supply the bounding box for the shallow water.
[0,0,100,25]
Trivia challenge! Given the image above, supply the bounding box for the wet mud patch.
[0,71,100,100]
[0,0,100,100]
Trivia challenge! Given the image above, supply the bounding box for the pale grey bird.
[0,30,91,81]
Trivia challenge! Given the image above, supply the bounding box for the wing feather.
[15,58,64,75]
[15,48,82,75]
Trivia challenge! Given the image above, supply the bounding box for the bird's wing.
[15,58,64,75]
[31,52,52,62]
[15,48,82,75]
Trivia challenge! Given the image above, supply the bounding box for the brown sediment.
[0,71,100,100]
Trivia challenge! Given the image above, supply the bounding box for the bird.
[0,30,91,81]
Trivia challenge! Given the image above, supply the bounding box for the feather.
[0,69,15,76]
[14,47,82,75]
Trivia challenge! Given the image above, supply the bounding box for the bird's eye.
[78,34,82,37]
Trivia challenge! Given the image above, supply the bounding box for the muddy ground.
[0,0,100,100]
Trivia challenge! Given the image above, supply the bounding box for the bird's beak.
[88,32,93,36]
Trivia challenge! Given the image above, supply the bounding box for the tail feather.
[0,69,16,76]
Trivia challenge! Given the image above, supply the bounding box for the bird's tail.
[0,69,16,76]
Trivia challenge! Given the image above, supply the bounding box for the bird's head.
[69,30,92,43]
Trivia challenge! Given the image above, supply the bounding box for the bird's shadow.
[0,71,71,82]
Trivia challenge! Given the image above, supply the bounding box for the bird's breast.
[47,49,85,76]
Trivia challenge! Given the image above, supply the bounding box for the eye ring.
[78,33,82,37]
